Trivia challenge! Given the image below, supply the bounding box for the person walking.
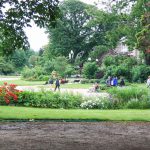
[146,76,150,88]
[54,78,60,91]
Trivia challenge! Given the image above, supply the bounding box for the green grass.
[0,106,150,121]
[0,76,146,89]
[0,75,20,78]
[0,80,45,86]
[0,79,92,88]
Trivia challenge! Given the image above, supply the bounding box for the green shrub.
[0,57,14,75]
[82,62,98,79]
[108,87,149,104]
[124,98,150,109]
[80,79,100,84]
[89,45,108,60]
[104,65,131,81]
[22,66,46,81]
[131,65,150,82]
[102,55,141,82]
[38,75,49,81]
[17,91,83,109]
[99,79,106,84]
[103,55,137,67]
[80,79,89,84]
[89,79,100,83]
[80,97,111,109]
[100,85,111,91]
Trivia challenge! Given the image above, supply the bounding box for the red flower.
[1,83,21,104]
[4,98,10,104]
[13,95,18,101]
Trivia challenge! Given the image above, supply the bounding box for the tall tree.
[47,0,97,58]
[47,0,123,60]
[86,6,124,50]
[110,0,150,64]
[11,49,27,68]
[135,1,150,64]
[0,0,59,56]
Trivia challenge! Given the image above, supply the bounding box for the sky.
[24,0,99,51]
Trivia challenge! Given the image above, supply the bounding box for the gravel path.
[16,85,109,98]
[0,77,108,98]
[0,122,150,150]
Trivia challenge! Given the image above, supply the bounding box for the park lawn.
[0,79,92,89]
[0,106,150,121]
[0,79,45,86]
[0,77,145,89]
[0,75,20,78]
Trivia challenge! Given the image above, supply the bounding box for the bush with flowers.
[0,82,22,105]
[80,97,112,109]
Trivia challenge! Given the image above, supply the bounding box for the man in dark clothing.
[54,79,60,91]
[120,78,125,87]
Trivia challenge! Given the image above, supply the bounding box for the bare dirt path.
[0,122,150,150]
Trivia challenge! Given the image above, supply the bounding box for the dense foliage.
[82,62,98,79]
[102,55,150,82]
[0,0,59,55]
[0,57,14,75]
[17,91,82,109]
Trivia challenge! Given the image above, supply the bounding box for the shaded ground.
[0,122,150,150]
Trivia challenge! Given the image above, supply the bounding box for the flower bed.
[0,82,22,105]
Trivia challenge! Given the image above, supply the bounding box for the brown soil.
[0,122,150,150]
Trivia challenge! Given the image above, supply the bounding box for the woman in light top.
[146,76,150,88]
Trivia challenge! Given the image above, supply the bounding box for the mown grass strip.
[0,106,150,121]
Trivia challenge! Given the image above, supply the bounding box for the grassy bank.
[0,106,150,121]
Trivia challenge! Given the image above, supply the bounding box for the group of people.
[106,76,125,87]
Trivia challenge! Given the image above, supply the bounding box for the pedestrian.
[49,78,53,84]
[113,77,118,86]
[94,82,99,92]
[106,76,111,86]
[146,76,150,88]
[54,78,60,91]
[120,78,125,87]
[111,77,114,86]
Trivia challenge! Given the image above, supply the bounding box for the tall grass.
[107,87,150,109]
[108,87,149,102]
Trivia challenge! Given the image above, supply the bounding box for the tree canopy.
[46,0,122,60]
[47,0,94,58]
[0,0,59,55]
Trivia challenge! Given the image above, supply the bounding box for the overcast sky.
[24,0,98,51]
